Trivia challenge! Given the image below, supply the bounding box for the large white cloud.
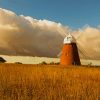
[0,8,69,57]
[0,8,100,59]
[72,26,100,59]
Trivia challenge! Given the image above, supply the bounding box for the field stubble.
[0,64,99,100]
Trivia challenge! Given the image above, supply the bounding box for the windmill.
[60,32,80,65]
[60,31,92,66]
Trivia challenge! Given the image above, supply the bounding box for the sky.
[0,0,100,29]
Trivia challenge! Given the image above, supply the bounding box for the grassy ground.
[0,63,99,100]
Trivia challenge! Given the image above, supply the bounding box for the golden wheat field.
[0,64,99,100]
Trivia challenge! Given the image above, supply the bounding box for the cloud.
[72,26,100,59]
[0,8,100,59]
[0,8,69,57]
